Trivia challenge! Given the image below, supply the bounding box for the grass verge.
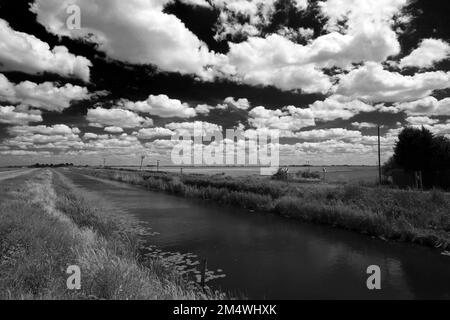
[0,169,223,300]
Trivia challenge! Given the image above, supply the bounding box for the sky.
[0,0,449,166]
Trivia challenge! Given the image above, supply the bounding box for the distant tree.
[393,127,434,172]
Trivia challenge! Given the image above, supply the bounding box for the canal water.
[62,170,450,299]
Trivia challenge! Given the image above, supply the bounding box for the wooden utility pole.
[378,125,382,184]
[156,160,160,172]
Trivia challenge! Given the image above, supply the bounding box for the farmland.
[110,165,379,183]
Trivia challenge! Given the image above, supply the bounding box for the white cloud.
[31,0,222,79]
[84,134,144,151]
[336,62,450,102]
[319,0,407,33]
[392,96,450,116]
[309,95,376,121]
[0,106,42,125]
[399,39,450,69]
[294,128,362,142]
[405,116,439,126]
[135,127,175,140]
[194,104,214,114]
[0,18,91,81]
[248,105,315,132]
[4,124,82,150]
[287,140,375,156]
[179,0,210,7]
[352,122,377,129]
[220,22,400,93]
[165,121,222,135]
[223,97,250,110]
[212,0,409,93]
[87,108,154,128]
[213,0,308,40]
[104,126,124,133]
[120,94,198,118]
[0,73,90,112]
[0,150,52,156]
[83,132,103,140]
[9,124,80,136]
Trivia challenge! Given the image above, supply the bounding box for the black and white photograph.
[0,0,450,308]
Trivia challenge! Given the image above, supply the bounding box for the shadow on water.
[63,170,450,299]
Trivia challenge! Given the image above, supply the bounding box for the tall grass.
[78,168,450,250]
[0,170,224,300]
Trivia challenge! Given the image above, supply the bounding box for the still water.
[63,170,450,299]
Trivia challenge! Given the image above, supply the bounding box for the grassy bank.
[77,168,450,251]
[0,169,223,299]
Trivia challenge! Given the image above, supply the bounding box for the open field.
[0,169,38,182]
[0,169,223,300]
[110,166,379,183]
[79,168,450,251]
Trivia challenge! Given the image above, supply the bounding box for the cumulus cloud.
[336,62,450,102]
[0,18,91,81]
[294,128,362,142]
[213,0,308,40]
[84,134,144,152]
[104,126,124,133]
[83,132,104,140]
[309,95,376,121]
[399,39,450,69]
[223,97,250,110]
[180,0,210,7]
[120,94,198,118]
[352,122,377,129]
[212,0,410,93]
[165,121,223,135]
[0,73,90,112]
[248,106,315,132]
[31,0,222,79]
[135,127,175,140]
[4,124,82,150]
[392,96,450,116]
[0,106,42,125]
[87,108,154,128]
[319,0,407,33]
[9,124,80,136]
[405,116,439,126]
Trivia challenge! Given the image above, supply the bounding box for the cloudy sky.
[0,0,449,166]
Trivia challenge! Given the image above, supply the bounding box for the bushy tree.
[431,136,450,170]
[392,126,450,172]
[393,127,435,172]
